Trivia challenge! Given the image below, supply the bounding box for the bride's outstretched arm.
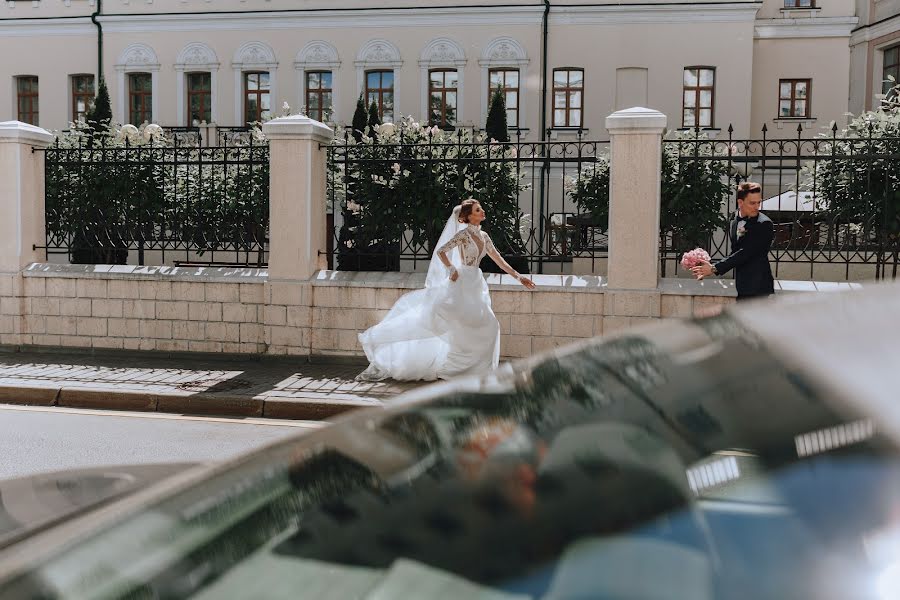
[485,237,536,289]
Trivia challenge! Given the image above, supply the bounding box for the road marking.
[0,404,324,429]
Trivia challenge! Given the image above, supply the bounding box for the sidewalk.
[0,350,425,421]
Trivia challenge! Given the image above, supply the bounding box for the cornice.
[755,16,859,39]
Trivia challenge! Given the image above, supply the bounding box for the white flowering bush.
[564,130,730,262]
[798,86,900,270]
[330,116,530,272]
[46,121,269,264]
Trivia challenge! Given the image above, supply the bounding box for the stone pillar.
[261,114,334,356]
[262,114,334,281]
[605,107,667,290]
[0,121,54,346]
[0,121,54,272]
[600,108,667,335]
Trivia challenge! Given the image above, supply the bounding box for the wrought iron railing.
[664,123,900,280]
[326,129,610,275]
[42,135,270,267]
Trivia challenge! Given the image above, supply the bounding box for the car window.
[1,318,897,600]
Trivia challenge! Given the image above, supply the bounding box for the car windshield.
[1,316,898,600]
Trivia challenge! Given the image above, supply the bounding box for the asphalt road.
[0,404,321,480]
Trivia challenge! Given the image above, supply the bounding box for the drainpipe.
[537,0,550,273]
[91,0,103,83]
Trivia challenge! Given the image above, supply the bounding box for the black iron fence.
[42,135,270,267]
[664,124,900,280]
[326,129,610,275]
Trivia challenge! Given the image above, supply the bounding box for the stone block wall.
[0,265,863,360]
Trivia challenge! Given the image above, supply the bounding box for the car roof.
[728,281,900,442]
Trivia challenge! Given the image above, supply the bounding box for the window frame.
[488,68,521,129]
[71,74,94,124]
[783,0,816,8]
[777,78,812,119]
[883,45,900,99]
[365,69,395,122]
[552,67,585,129]
[243,71,271,126]
[186,72,212,125]
[128,73,153,126]
[428,68,459,129]
[305,70,334,123]
[16,76,39,126]
[682,66,716,129]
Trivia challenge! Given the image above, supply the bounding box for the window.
[244,72,271,125]
[305,71,333,123]
[778,79,811,118]
[783,0,815,7]
[683,67,715,128]
[71,75,94,123]
[429,69,458,128]
[186,73,211,125]
[128,73,152,125]
[16,76,39,125]
[883,45,900,98]
[365,70,394,122]
[552,68,584,128]
[488,68,520,128]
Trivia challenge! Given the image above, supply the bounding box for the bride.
[357,199,537,382]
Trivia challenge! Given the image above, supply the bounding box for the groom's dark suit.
[713,211,775,301]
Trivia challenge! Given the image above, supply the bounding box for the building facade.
[0,0,890,140]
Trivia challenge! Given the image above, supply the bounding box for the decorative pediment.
[117,43,160,70]
[176,42,219,69]
[480,37,529,67]
[233,41,277,68]
[295,41,341,69]
[355,39,402,68]
[420,38,466,68]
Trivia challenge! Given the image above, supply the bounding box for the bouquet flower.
[681,247,711,270]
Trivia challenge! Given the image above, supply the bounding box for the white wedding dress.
[357,208,501,382]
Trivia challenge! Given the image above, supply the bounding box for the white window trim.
[874,39,900,108]
[355,39,403,122]
[295,41,341,123]
[115,43,160,125]
[419,37,467,126]
[232,41,278,126]
[175,42,220,126]
[479,37,529,130]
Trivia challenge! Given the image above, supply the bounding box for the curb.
[0,384,382,421]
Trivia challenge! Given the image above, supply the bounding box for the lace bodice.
[437,225,496,266]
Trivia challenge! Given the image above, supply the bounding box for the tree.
[85,78,112,135]
[367,100,382,129]
[485,87,510,143]
[351,95,368,142]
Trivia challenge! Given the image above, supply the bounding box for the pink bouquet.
[681,248,711,270]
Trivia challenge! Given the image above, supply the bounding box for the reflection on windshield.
[1,317,898,600]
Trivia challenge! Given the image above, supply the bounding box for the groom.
[691,182,775,302]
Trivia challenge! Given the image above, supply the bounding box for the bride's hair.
[457,198,480,223]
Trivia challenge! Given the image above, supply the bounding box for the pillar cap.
[0,121,54,147]
[262,114,334,144]
[605,107,667,134]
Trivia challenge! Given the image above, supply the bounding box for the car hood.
[0,463,196,549]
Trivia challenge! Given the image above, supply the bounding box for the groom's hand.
[691,261,714,280]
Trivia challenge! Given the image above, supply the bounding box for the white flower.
[142,123,163,141]
[391,163,401,175]
[118,124,140,140]
[380,123,396,137]
[282,101,290,112]
[430,126,441,136]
